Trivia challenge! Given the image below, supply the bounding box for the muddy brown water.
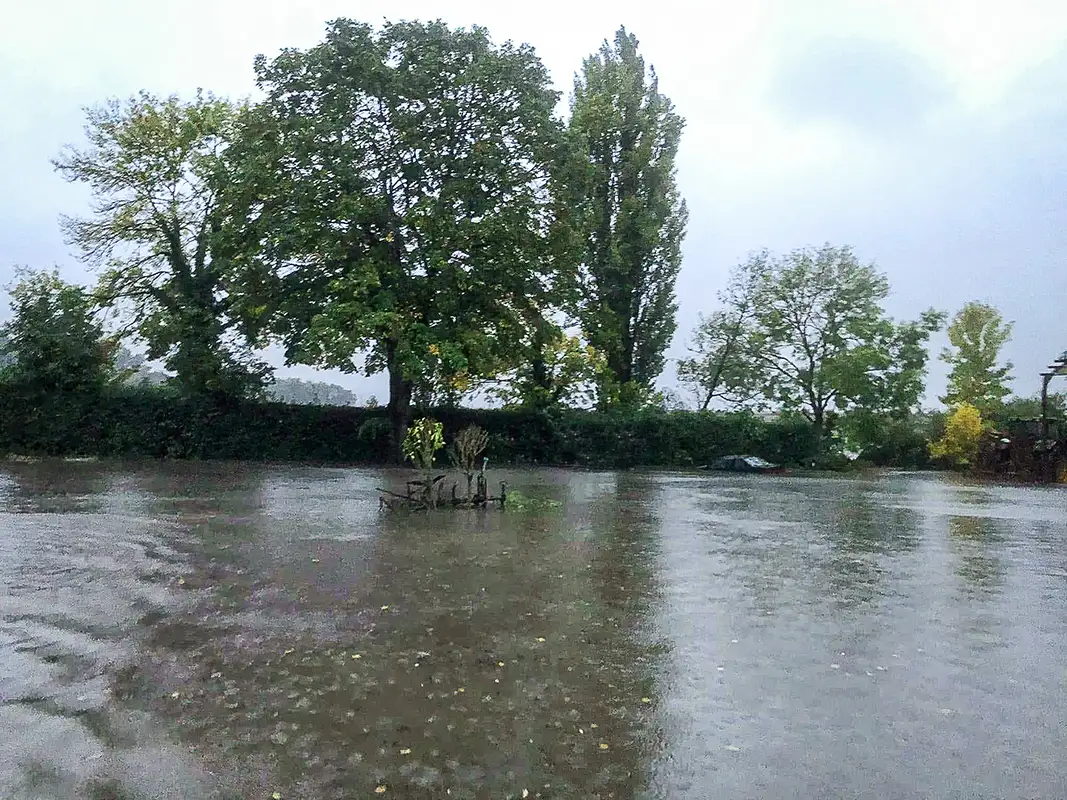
[1,461,1066,799]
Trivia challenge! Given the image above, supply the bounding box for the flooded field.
[1,461,1066,799]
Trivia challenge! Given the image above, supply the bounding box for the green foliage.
[940,302,1014,414]
[53,91,269,399]
[0,270,120,454]
[0,383,825,468]
[357,416,392,447]
[929,403,984,467]
[226,18,570,459]
[736,245,943,434]
[569,27,688,402]
[1,270,118,389]
[503,490,563,512]
[402,418,445,470]
[676,257,763,409]
[494,325,607,410]
[994,393,1066,426]
[840,409,944,468]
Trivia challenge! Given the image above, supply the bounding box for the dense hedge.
[0,385,820,468]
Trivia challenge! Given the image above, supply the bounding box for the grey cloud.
[769,37,951,133]
[4,10,1066,406]
[669,45,1067,405]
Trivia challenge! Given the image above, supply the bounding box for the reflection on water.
[948,516,1007,595]
[1,463,1066,798]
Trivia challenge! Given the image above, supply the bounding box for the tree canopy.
[725,245,944,434]
[569,26,688,405]
[53,91,268,399]
[1,269,119,391]
[224,18,571,459]
[0,270,121,452]
[940,301,1014,414]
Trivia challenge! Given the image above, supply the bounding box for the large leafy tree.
[0,270,121,452]
[940,301,1013,414]
[744,244,944,436]
[569,27,688,405]
[225,19,568,461]
[53,91,269,400]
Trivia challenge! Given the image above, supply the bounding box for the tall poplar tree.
[568,27,688,406]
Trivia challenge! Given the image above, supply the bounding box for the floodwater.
[1,463,1066,799]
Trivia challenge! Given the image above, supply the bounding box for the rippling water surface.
[1,462,1066,798]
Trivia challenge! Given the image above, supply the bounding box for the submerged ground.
[1,462,1066,799]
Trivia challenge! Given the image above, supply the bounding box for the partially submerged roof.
[710,455,780,470]
[740,456,777,468]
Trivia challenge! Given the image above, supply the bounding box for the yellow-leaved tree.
[929,403,983,467]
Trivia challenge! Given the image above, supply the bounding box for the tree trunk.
[386,341,413,465]
[530,321,552,410]
[810,405,826,455]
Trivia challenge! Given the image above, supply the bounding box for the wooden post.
[1041,373,1052,440]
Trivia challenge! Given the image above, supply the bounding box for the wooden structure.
[378,465,507,512]
[978,350,1067,482]
[1040,351,1067,439]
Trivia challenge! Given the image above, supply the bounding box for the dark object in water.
[702,455,783,474]
[378,473,507,511]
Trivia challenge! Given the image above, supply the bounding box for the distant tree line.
[0,17,1054,467]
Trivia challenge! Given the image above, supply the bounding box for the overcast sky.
[3,0,1066,405]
